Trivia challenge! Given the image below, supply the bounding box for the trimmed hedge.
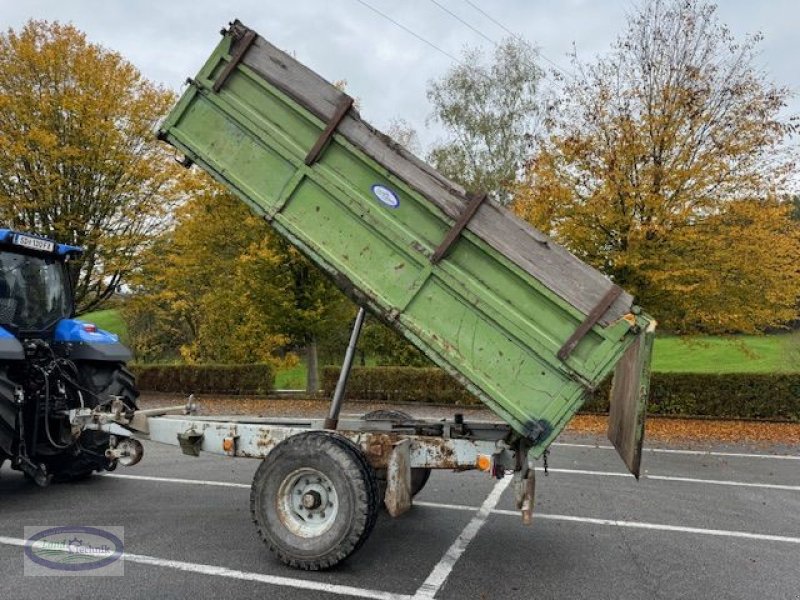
[131,363,275,395]
[322,366,479,405]
[323,366,800,421]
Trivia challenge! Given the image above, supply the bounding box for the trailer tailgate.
[607,321,656,478]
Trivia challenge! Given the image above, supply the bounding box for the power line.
[352,0,462,65]
[462,0,516,38]
[352,0,565,86]
[461,0,575,79]
[426,0,498,47]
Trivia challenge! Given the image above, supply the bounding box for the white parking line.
[493,512,800,545]
[412,503,800,545]
[535,467,800,492]
[645,473,800,491]
[0,535,411,600]
[553,442,800,460]
[413,476,511,599]
[103,473,250,488]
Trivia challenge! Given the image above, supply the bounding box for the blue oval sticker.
[25,526,124,572]
[371,184,400,209]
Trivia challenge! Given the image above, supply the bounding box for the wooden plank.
[212,28,257,93]
[238,33,634,325]
[431,193,487,264]
[557,286,623,360]
[607,322,654,478]
[304,95,354,165]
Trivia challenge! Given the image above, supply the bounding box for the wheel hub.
[277,468,338,537]
[301,490,322,510]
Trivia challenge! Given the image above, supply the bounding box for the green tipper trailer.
[149,20,657,569]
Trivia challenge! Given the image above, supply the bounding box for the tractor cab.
[0,229,81,337]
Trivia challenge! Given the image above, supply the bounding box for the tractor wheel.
[364,409,432,498]
[250,431,379,570]
[49,362,139,483]
[0,366,20,458]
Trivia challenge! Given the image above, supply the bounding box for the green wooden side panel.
[158,30,655,458]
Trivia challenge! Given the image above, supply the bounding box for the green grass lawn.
[652,332,798,373]
[78,308,129,343]
[274,361,307,389]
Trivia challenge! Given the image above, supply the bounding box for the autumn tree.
[125,183,283,364]
[427,38,542,204]
[0,20,188,311]
[513,0,799,333]
[257,237,354,393]
[126,186,352,390]
[359,317,429,367]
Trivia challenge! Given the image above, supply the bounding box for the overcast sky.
[2,0,798,150]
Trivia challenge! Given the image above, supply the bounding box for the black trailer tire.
[250,431,379,570]
[364,409,432,497]
[49,362,139,483]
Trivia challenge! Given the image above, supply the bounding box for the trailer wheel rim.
[276,468,338,537]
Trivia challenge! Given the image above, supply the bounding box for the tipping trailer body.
[158,21,655,476]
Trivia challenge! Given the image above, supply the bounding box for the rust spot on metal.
[255,428,277,449]
[351,432,463,470]
[360,433,396,468]
[368,443,385,457]
[423,437,458,469]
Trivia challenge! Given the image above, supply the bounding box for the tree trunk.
[305,338,319,396]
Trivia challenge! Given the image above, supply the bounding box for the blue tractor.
[0,229,139,485]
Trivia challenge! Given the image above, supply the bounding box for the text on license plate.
[13,234,55,253]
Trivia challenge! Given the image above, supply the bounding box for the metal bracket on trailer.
[557,285,623,360]
[178,429,204,456]
[431,192,488,264]
[384,439,412,517]
[213,22,257,93]
[304,95,354,166]
[514,469,536,526]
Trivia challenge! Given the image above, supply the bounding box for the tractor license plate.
[12,234,55,253]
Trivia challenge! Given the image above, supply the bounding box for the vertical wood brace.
[430,192,487,264]
[304,96,354,165]
[557,286,624,361]
[212,29,257,93]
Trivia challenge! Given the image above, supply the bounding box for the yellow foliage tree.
[126,183,285,364]
[513,0,799,333]
[126,184,353,388]
[0,20,189,311]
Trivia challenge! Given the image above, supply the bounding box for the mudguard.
[53,319,133,362]
[0,326,24,361]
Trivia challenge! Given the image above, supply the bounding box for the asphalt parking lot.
[1,425,798,599]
